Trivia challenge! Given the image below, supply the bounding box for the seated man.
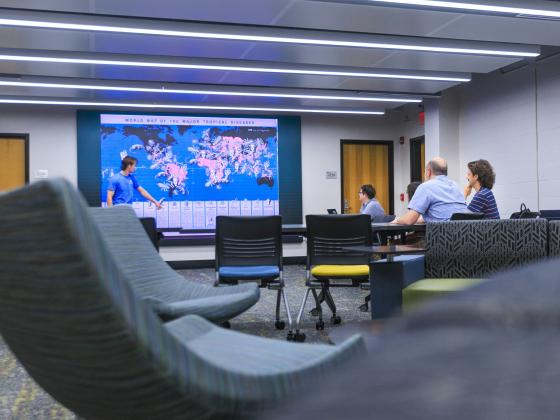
[392,157,467,225]
[359,184,386,222]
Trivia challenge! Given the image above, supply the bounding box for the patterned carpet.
[0,265,371,418]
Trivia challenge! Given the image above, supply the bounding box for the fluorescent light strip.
[0,80,422,103]
[0,53,471,82]
[0,17,538,57]
[366,0,560,19]
[0,98,384,115]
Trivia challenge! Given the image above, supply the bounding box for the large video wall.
[77,110,302,227]
[100,114,280,228]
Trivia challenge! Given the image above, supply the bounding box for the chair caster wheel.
[315,320,325,330]
[294,332,306,342]
[331,315,342,325]
[286,331,295,341]
[309,307,320,316]
[275,320,286,330]
[221,321,231,329]
[359,303,369,312]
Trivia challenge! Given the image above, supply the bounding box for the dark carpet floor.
[0,265,372,418]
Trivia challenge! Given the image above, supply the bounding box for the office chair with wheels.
[215,216,293,339]
[295,214,372,342]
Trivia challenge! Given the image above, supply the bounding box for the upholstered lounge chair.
[90,205,260,323]
[0,179,366,419]
[403,219,548,312]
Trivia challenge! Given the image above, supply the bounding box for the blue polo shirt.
[360,198,386,221]
[408,175,468,222]
[108,172,140,205]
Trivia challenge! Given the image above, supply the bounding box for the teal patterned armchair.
[403,219,549,311]
[0,179,366,419]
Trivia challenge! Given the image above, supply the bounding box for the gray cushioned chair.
[90,205,260,323]
[0,179,366,419]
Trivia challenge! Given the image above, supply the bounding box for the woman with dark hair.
[464,159,500,219]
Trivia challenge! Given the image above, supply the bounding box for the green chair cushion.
[403,278,486,313]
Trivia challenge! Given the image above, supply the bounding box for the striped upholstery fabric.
[0,179,367,418]
[90,206,260,322]
[548,221,560,257]
[425,219,549,278]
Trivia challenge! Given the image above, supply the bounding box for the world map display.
[100,114,279,229]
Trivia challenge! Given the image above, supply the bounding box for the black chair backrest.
[215,216,283,268]
[306,214,372,267]
[139,217,160,250]
[450,212,485,221]
[538,210,560,221]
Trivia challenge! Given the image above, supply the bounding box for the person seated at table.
[359,184,386,222]
[387,181,425,246]
[392,157,467,225]
[407,181,422,201]
[464,159,500,219]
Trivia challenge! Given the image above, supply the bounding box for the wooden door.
[0,135,28,192]
[341,141,393,215]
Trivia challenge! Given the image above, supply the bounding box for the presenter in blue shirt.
[392,157,467,224]
[107,156,162,209]
[464,159,500,219]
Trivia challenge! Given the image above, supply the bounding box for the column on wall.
[424,90,461,185]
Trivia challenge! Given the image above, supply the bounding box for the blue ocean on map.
[100,122,279,203]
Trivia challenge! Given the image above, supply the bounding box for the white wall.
[393,103,424,215]
[439,89,461,184]
[301,113,403,217]
[458,65,538,217]
[0,106,78,184]
[428,54,560,218]
[536,54,560,210]
[424,91,461,185]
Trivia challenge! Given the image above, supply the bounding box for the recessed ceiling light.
[0,48,472,82]
[0,97,385,115]
[0,76,423,103]
[0,7,540,57]
[316,0,560,20]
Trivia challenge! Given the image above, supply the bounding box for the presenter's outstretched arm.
[138,187,163,209]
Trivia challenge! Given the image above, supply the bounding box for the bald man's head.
[426,157,448,177]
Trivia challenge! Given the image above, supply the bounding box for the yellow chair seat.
[311,265,369,278]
